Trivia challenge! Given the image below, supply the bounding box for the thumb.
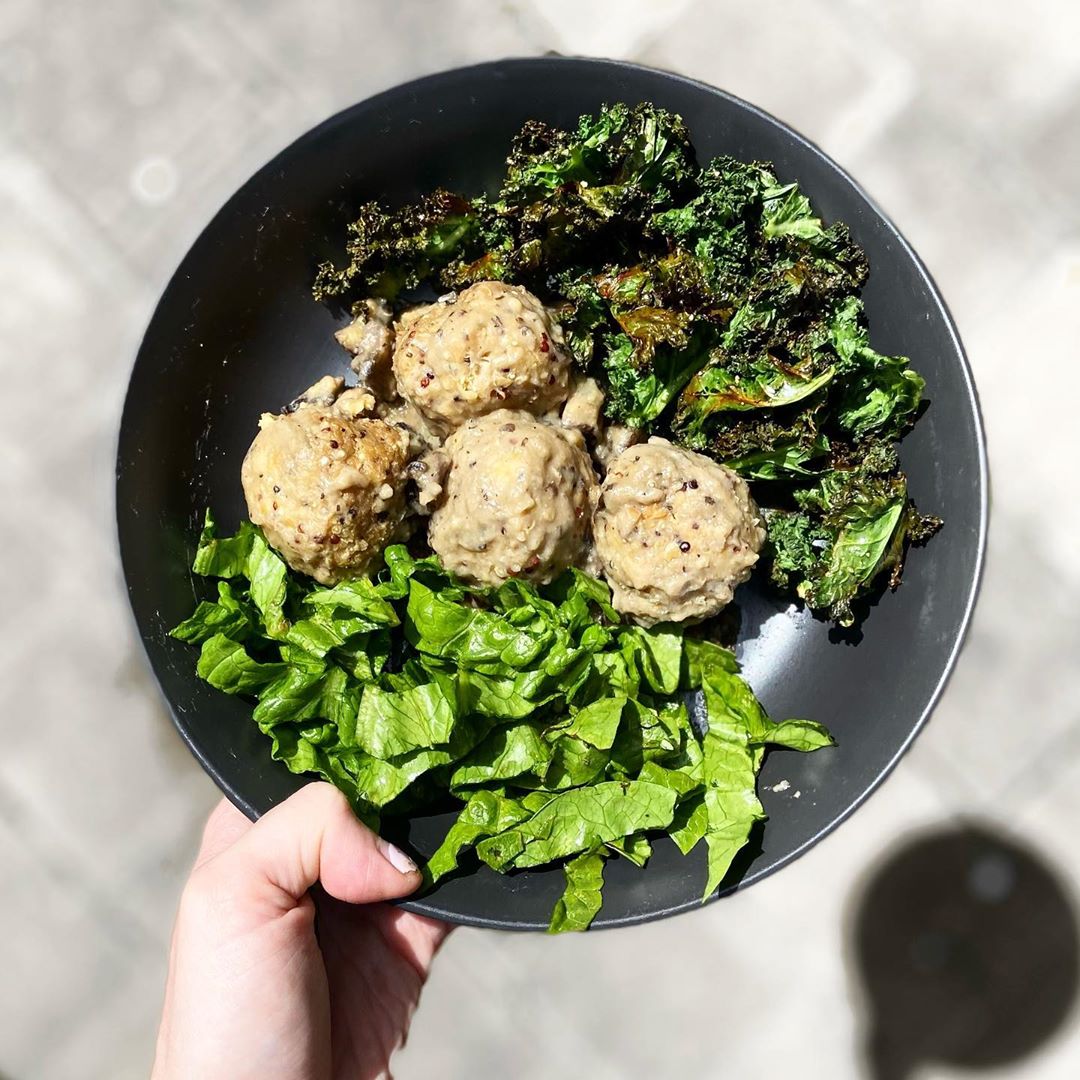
[203,782,420,909]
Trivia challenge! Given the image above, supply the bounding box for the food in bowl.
[172,101,941,930]
[427,410,598,586]
[392,281,572,430]
[241,381,410,584]
[594,438,764,625]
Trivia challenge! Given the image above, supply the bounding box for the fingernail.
[377,836,418,875]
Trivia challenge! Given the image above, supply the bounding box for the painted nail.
[377,836,418,875]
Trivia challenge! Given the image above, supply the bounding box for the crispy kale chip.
[312,190,481,301]
[763,443,942,625]
[499,102,696,215]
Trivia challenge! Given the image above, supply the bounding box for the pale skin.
[153,783,450,1080]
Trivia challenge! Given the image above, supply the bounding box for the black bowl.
[116,57,987,930]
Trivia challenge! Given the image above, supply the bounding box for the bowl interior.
[117,58,986,930]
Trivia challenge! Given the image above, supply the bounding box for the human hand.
[153,783,449,1080]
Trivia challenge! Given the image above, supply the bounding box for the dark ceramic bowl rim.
[117,56,988,930]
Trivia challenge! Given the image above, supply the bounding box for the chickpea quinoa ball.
[241,389,410,584]
[593,437,765,625]
[427,410,598,586]
[392,281,571,430]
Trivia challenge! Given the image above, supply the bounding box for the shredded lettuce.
[548,849,608,934]
[173,513,832,930]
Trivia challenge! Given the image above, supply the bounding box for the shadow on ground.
[849,822,1079,1079]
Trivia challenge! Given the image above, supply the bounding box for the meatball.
[593,438,765,625]
[427,410,597,586]
[392,281,571,430]
[241,401,409,584]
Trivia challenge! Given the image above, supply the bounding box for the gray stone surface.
[2,1,1078,1077]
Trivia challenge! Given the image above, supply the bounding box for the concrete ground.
[3,1,1079,1076]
